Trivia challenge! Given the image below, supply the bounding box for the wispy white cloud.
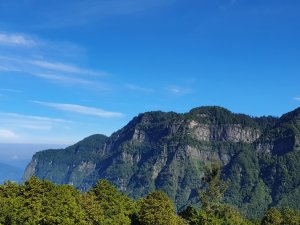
[169,87,181,94]
[33,101,124,118]
[0,56,105,77]
[0,32,38,47]
[0,113,75,144]
[29,60,104,76]
[167,85,192,96]
[294,97,300,102]
[0,88,23,93]
[0,31,108,89]
[0,129,17,139]
[126,84,155,93]
[0,88,22,98]
[0,56,25,72]
[0,56,108,87]
[0,65,20,72]
[0,112,71,123]
[0,112,71,131]
[32,73,94,85]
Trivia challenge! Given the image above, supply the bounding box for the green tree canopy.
[90,179,136,225]
[137,191,187,225]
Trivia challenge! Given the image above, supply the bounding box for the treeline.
[0,165,299,225]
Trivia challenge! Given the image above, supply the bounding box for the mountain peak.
[185,106,259,129]
[188,106,232,114]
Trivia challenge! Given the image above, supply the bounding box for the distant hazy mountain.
[0,162,23,183]
[0,143,67,183]
[23,106,300,218]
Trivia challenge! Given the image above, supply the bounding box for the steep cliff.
[23,106,300,217]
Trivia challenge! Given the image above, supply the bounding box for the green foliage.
[0,177,87,225]
[261,208,283,225]
[223,146,272,218]
[81,193,105,224]
[280,208,300,225]
[180,206,204,225]
[199,162,227,210]
[0,177,300,224]
[186,106,264,128]
[24,134,109,188]
[90,179,136,225]
[181,166,254,225]
[136,191,187,225]
[0,177,133,225]
[201,205,254,225]
[261,207,300,225]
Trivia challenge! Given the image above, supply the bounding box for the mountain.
[0,162,23,183]
[23,106,300,218]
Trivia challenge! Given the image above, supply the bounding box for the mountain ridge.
[23,106,300,218]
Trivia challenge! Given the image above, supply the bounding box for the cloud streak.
[0,56,105,77]
[29,60,104,76]
[294,97,300,102]
[0,56,108,87]
[0,112,75,144]
[32,73,94,85]
[0,112,71,131]
[0,129,17,139]
[0,31,108,89]
[33,101,124,118]
[1,113,71,123]
[0,88,23,93]
[167,85,192,96]
[125,84,155,93]
[0,32,38,47]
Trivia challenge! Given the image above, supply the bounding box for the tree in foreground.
[1,176,300,225]
[0,177,88,225]
[261,207,300,225]
[89,179,136,225]
[136,191,187,225]
[261,208,282,225]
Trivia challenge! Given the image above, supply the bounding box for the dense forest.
[2,164,299,224]
[23,106,300,218]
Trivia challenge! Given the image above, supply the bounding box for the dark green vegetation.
[1,177,299,225]
[23,106,300,218]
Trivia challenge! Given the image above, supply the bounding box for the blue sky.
[0,0,300,146]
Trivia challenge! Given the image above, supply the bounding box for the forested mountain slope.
[23,106,300,218]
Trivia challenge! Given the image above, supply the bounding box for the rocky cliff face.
[187,121,260,143]
[23,106,300,217]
